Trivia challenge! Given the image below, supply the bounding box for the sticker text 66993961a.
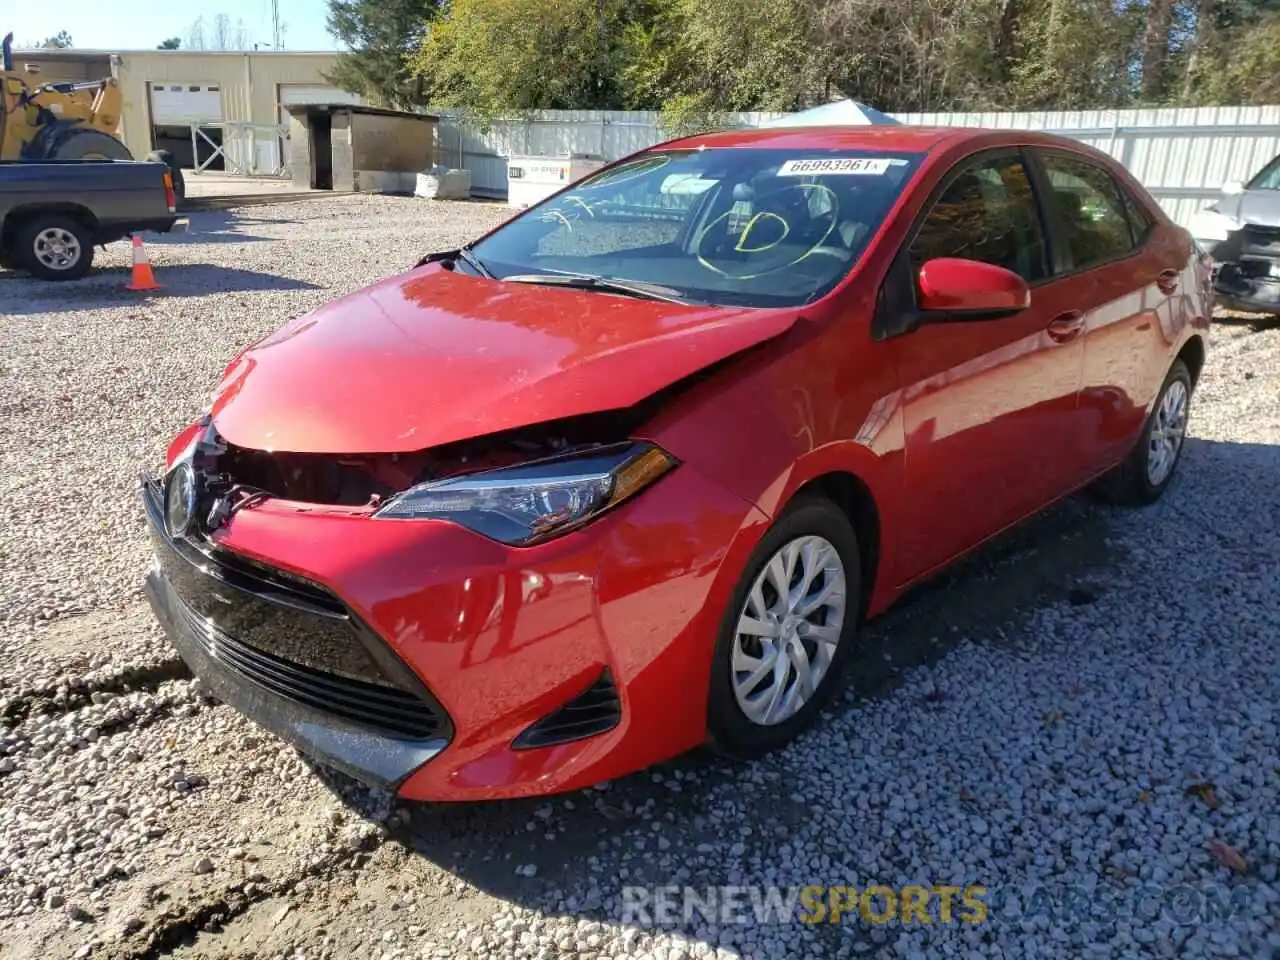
[776,158,895,177]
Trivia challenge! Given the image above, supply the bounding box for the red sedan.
[142,126,1209,801]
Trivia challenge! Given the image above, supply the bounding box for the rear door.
[1030,150,1184,461]
[886,150,1090,584]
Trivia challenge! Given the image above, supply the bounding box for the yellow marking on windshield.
[694,183,842,280]
[734,212,790,252]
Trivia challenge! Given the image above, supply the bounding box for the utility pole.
[271,0,283,50]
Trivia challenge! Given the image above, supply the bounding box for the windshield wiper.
[502,273,695,305]
[415,245,494,278]
[455,245,494,279]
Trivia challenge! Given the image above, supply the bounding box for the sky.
[5,0,340,52]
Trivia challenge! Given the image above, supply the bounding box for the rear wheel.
[47,128,132,162]
[707,495,861,758]
[147,150,186,208]
[1090,359,1192,506]
[15,215,95,281]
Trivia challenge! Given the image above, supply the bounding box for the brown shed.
[284,103,439,193]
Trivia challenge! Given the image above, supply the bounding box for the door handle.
[1156,269,1180,294]
[1047,310,1085,343]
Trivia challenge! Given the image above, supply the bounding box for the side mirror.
[1221,181,1246,196]
[917,257,1030,318]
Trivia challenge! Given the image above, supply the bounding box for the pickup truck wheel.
[147,150,187,208]
[16,216,95,281]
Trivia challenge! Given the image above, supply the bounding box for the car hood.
[209,264,798,454]
[1212,189,1280,227]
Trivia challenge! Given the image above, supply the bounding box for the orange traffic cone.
[125,236,161,292]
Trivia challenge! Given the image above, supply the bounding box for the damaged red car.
[142,126,1209,801]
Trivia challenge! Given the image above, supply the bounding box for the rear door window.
[1039,154,1138,270]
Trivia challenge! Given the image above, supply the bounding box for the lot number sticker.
[777,158,894,176]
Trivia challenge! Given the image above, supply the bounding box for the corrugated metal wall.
[440,105,1280,225]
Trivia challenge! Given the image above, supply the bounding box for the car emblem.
[164,462,198,539]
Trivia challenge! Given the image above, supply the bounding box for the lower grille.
[172,596,445,739]
[143,478,450,741]
[513,670,621,749]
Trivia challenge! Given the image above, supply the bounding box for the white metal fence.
[437,105,1280,227]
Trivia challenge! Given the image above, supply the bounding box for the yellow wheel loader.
[1,33,184,203]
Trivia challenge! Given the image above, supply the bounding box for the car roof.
[661,125,1079,156]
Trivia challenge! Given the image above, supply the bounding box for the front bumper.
[145,570,450,787]
[140,462,767,801]
[1213,274,1280,314]
[1202,226,1280,315]
[141,478,452,788]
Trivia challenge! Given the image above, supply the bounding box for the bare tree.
[185,12,252,51]
[213,13,232,50]
[187,16,208,51]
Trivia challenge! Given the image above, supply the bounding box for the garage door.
[148,82,223,124]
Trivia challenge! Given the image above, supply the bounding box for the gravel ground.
[0,196,1276,959]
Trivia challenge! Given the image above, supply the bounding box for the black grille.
[513,670,621,749]
[171,597,445,739]
[143,479,450,741]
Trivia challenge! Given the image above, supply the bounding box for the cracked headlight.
[373,442,678,545]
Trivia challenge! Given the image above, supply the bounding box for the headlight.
[373,442,678,545]
[1188,208,1241,244]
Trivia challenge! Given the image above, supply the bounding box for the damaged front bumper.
[1200,225,1280,315]
[140,476,453,789]
[1213,264,1280,313]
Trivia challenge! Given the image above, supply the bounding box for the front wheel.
[707,495,861,758]
[1090,358,1192,506]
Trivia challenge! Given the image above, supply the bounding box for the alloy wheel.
[33,228,82,272]
[1147,379,1188,486]
[730,534,847,726]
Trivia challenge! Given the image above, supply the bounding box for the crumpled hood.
[209,264,798,454]
[1212,189,1280,227]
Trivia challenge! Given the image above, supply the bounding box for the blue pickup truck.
[0,159,187,280]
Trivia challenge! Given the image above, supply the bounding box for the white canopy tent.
[759,100,900,127]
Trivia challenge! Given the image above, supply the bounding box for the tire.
[47,128,132,161]
[706,495,862,759]
[15,215,95,281]
[146,150,187,208]
[1090,359,1192,506]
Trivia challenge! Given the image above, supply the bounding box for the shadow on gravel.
[0,266,322,314]
[1213,309,1280,333]
[149,209,307,247]
[300,495,1121,905]
[153,211,273,246]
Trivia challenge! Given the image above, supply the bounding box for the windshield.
[1247,155,1280,191]
[469,148,925,308]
